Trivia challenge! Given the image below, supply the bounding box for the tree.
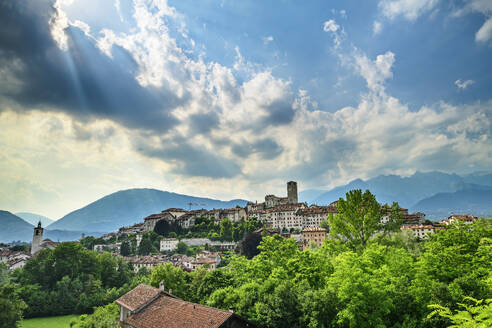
[72,302,119,328]
[0,284,27,328]
[176,241,188,254]
[328,189,400,250]
[428,297,492,328]
[220,218,233,241]
[0,262,9,285]
[120,241,130,256]
[138,235,153,255]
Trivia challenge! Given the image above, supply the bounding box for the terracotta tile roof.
[302,227,327,232]
[125,295,233,328]
[116,284,162,312]
[144,214,163,221]
[297,206,337,215]
[163,208,187,212]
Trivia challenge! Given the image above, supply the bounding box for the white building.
[160,238,179,252]
[401,225,443,239]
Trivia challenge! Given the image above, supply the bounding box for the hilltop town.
[1,181,479,274]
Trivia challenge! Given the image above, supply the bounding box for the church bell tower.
[31,221,44,255]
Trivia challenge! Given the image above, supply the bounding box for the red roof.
[116,284,162,312]
[125,294,233,328]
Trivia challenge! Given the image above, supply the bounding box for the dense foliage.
[143,219,491,328]
[10,242,142,318]
[6,190,491,327]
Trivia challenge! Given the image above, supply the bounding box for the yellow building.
[302,227,327,250]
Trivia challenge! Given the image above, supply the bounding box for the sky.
[0,0,491,219]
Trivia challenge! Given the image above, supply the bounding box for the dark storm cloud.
[231,138,283,160]
[188,112,220,135]
[0,0,181,131]
[137,136,242,178]
[261,99,295,127]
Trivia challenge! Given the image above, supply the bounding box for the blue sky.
[0,0,491,218]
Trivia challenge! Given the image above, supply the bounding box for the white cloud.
[379,0,440,21]
[373,21,383,35]
[262,35,274,45]
[353,51,395,93]
[455,79,475,90]
[476,16,492,42]
[323,19,339,32]
[323,19,345,49]
[3,0,492,217]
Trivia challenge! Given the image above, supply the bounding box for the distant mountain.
[15,212,54,226]
[47,188,249,233]
[299,189,326,203]
[0,210,100,243]
[411,188,492,220]
[0,210,35,243]
[312,171,492,209]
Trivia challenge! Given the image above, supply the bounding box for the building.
[401,224,443,239]
[440,214,478,225]
[128,255,170,272]
[296,205,337,228]
[302,227,328,249]
[30,222,58,256]
[143,212,176,232]
[160,238,179,252]
[93,243,121,253]
[249,181,300,210]
[116,284,259,328]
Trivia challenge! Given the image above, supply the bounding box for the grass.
[20,314,80,328]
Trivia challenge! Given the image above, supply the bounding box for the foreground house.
[116,284,259,328]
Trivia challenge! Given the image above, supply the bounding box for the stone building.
[30,222,58,256]
[160,238,179,252]
[302,227,328,249]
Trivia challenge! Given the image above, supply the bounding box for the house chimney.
[169,288,173,294]
[228,307,234,313]
[159,281,164,291]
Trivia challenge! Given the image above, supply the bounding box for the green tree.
[150,263,189,299]
[428,297,492,328]
[138,235,153,255]
[328,189,400,250]
[176,241,188,254]
[72,302,119,328]
[0,284,27,328]
[220,218,233,241]
[120,240,130,256]
[0,262,9,285]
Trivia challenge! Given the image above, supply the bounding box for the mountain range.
[300,171,492,220]
[15,212,54,226]
[46,188,249,233]
[4,171,491,242]
[0,211,95,243]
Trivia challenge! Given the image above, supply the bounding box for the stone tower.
[287,181,298,204]
[31,221,44,255]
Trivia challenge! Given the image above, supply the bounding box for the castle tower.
[287,181,298,204]
[31,221,44,255]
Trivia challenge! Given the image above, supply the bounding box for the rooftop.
[116,284,162,312]
[125,294,234,328]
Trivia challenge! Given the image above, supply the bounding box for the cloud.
[323,19,344,49]
[262,35,274,45]
[379,0,440,21]
[455,79,475,90]
[373,21,383,35]
[353,51,395,93]
[1,0,491,217]
[0,0,182,132]
[476,17,492,42]
[323,19,340,32]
